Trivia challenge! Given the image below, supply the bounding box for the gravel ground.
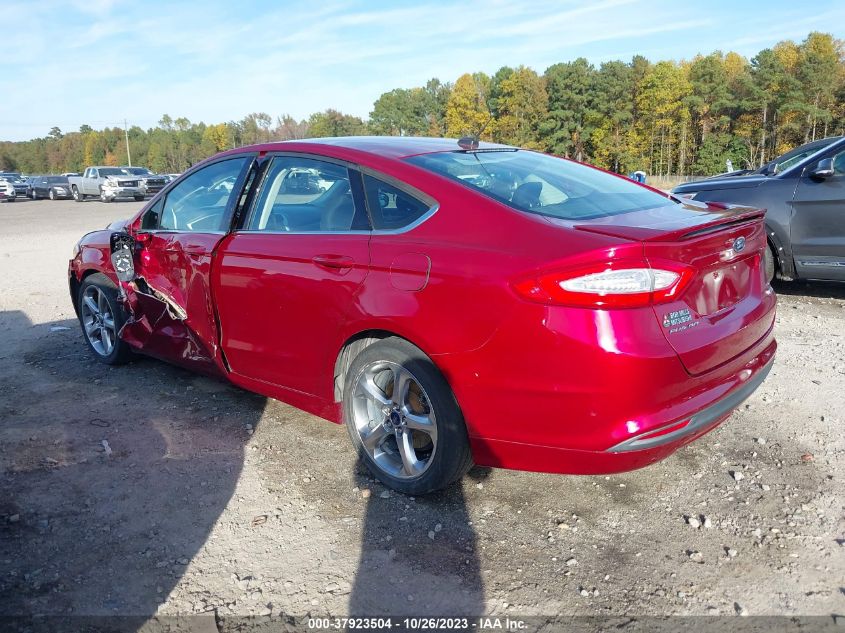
[0,199,843,626]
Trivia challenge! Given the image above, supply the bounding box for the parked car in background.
[69,137,776,494]
[0,173,29,199]
[61,172,81,177]
[30,175,72,200]
[119,166,168,197]
[68,167,145,203]
[0,177,16,202]
[673,136,845,283]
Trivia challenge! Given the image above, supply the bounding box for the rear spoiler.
[576,204,766,243]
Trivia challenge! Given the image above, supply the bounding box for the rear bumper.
[607,355,772,452]
[465,339,774,475]
[435,298,776,475]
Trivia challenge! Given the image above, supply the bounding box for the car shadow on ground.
[773,279,845,300]
[348,466,485,618]
[0,310,266,630]
[0,310,485,631]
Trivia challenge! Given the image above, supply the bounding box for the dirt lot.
[0,198,843,627]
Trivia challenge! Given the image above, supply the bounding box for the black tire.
[764,243,776,285]
[343,337,472,495]
[134,195,145,202]
[73,186,84,202]
[48,189,56,200]
[77,273,133,365]
[31,189,38,200]
[7,196,14,203]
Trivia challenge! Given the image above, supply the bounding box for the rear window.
[406,150,669,220]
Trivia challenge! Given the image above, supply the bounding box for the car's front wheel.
[343,337,472,495]
[99,187,111,203]
[48,189,56,200]
[31,189,38,200]
[134,194,145,202]
[77,273,133,365]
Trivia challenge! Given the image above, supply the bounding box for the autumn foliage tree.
[1,32,843,177]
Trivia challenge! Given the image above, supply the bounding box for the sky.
[1,0,843,142]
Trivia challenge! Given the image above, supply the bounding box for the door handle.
[312,254,354,272]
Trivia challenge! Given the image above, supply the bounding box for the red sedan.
[69,137,776,495]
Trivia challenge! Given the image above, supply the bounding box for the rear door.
[790,148,845,281]
[121,155,254,373]
[214,154,371,396]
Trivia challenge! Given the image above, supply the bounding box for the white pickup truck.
[68,167,146,203]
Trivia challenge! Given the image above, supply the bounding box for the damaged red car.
[69,137,776,494]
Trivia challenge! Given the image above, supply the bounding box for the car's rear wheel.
[77,273,133,365]
[134,195,145,202]
[764,243,776,285]
[343,337,472,495]
[73,186,83,202]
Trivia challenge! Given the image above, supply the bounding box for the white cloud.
[0,0,842,141]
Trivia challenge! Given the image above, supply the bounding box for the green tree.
[370,88,430,136]
[306,109,367,137]
[797,32,844,141]
[542,58,595,159]
[588,60,635,172]
[492,66,547,149]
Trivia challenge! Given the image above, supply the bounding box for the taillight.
[512,260,694,308]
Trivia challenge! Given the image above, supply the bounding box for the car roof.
[229,136,517,160]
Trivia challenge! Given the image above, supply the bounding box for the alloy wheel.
[351,360,438,479]
[80,286,116,357]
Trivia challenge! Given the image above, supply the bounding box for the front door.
[791,148,845,281]
[121,155,254,373]
[214,155,371,402]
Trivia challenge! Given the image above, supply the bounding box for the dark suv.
[672,136,845,284]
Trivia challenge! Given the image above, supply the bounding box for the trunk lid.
[574,201,777,375]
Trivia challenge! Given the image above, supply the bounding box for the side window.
[362,174,431,230]
[832,150,845,175]
[141,198,163,230]
[159,157,249,232]
[248,157,366,232]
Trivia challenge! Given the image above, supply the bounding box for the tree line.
[1,31,843,177]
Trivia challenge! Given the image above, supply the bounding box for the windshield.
[407,150,670,220]
[45,176,68,184]
[122,167,152,175]
[760,137,840,174]
[98,168,127,177]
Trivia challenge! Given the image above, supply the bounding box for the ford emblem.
[733,236,746,253]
